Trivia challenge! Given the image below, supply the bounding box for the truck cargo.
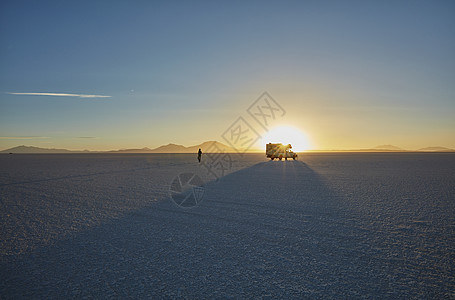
[266,143,298,160]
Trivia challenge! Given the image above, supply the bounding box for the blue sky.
[1,0,454,150]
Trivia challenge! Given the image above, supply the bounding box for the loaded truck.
[266,143,298,160]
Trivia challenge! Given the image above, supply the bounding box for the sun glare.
[260,125,310,152]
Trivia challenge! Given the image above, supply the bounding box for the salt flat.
[0,153,454,298]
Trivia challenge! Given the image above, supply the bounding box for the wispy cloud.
[0,136,50,140]
[76,136,98,139]
[7,92,111,98]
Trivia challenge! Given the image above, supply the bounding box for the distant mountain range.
[107,141,237,153]
[1,143,454,154]
[0,141,237,154]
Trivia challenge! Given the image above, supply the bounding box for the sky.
[1,0,454,151]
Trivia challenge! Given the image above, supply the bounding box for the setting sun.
[260,125,311,152]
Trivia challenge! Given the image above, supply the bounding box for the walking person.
[198,148,202,163]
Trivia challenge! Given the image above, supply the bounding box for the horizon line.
[1,144,454,153]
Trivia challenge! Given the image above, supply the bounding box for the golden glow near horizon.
[259,125,311,152]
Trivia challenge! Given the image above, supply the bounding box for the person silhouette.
[198,148,202,163]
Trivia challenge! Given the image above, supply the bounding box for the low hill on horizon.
[0,145,89,154]
[417,146,455,152]
[372,144,404,151]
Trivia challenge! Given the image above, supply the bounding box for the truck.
[266,143,298,160]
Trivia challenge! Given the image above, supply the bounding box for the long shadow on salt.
[0,160,451,298]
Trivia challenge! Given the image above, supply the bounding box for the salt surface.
[0,153,454,298]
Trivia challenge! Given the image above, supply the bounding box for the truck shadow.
[0,159,429,298]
